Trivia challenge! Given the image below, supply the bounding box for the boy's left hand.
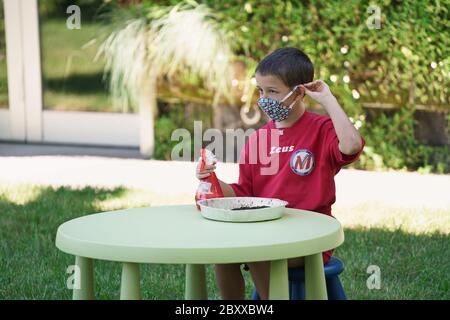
[300,80,335,106]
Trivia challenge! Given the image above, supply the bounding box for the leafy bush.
[200,0,449,113]
[154,116,179,160]
[108,0,450,172]
[154,101,212,160]
[164,0,450,173]
[357,108,449,173]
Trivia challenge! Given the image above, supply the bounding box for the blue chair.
[251,256,347,300]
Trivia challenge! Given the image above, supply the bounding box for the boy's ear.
[297,85,306,99]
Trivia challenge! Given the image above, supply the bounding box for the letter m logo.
[290,149,314,176]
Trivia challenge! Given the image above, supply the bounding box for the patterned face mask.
[257,85,300,122]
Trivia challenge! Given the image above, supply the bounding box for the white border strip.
[43,111,139,147]
[3,0,26,141]
[21,0,43,141]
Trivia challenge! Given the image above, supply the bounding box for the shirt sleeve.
[323,118,366,169]
[229,141,253,197]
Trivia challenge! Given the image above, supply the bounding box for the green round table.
[55,204,344,300]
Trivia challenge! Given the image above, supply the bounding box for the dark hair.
[255,47,314,88]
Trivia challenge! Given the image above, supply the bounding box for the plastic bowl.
[196,197,288,222]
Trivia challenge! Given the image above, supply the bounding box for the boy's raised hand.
[300,80,335,106]
[195,156,217,180]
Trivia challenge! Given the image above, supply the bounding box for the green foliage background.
[5,0,450,172]
[150,0,449,172]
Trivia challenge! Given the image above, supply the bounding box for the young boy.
[196,47,365,300]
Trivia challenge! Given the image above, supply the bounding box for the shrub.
[120,1,450,172]
[357,108,449,173]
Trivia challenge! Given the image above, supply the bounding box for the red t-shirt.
[230,110,365,218]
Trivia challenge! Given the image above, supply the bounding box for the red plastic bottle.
[195,149,224,211]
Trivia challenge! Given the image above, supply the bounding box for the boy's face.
[255,73,301,107]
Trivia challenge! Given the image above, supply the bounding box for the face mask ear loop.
[280,85,300,107]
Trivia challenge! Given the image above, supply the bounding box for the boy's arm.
[218,179,236,197]
[300,80,363,155]
[321,95,363,155]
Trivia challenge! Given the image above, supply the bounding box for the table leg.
[304,253,328,300]
[185,264,207,300]
[120,262,141,300]
[268,259,289,300]
[73,256,94,300]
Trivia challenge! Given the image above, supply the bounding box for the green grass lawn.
[40,19,116,112]
[0,16,116,112]
[0,184,449,300]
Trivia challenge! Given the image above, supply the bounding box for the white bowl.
[196,197,288,222]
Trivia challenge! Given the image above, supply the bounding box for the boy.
[196,47,365,300]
